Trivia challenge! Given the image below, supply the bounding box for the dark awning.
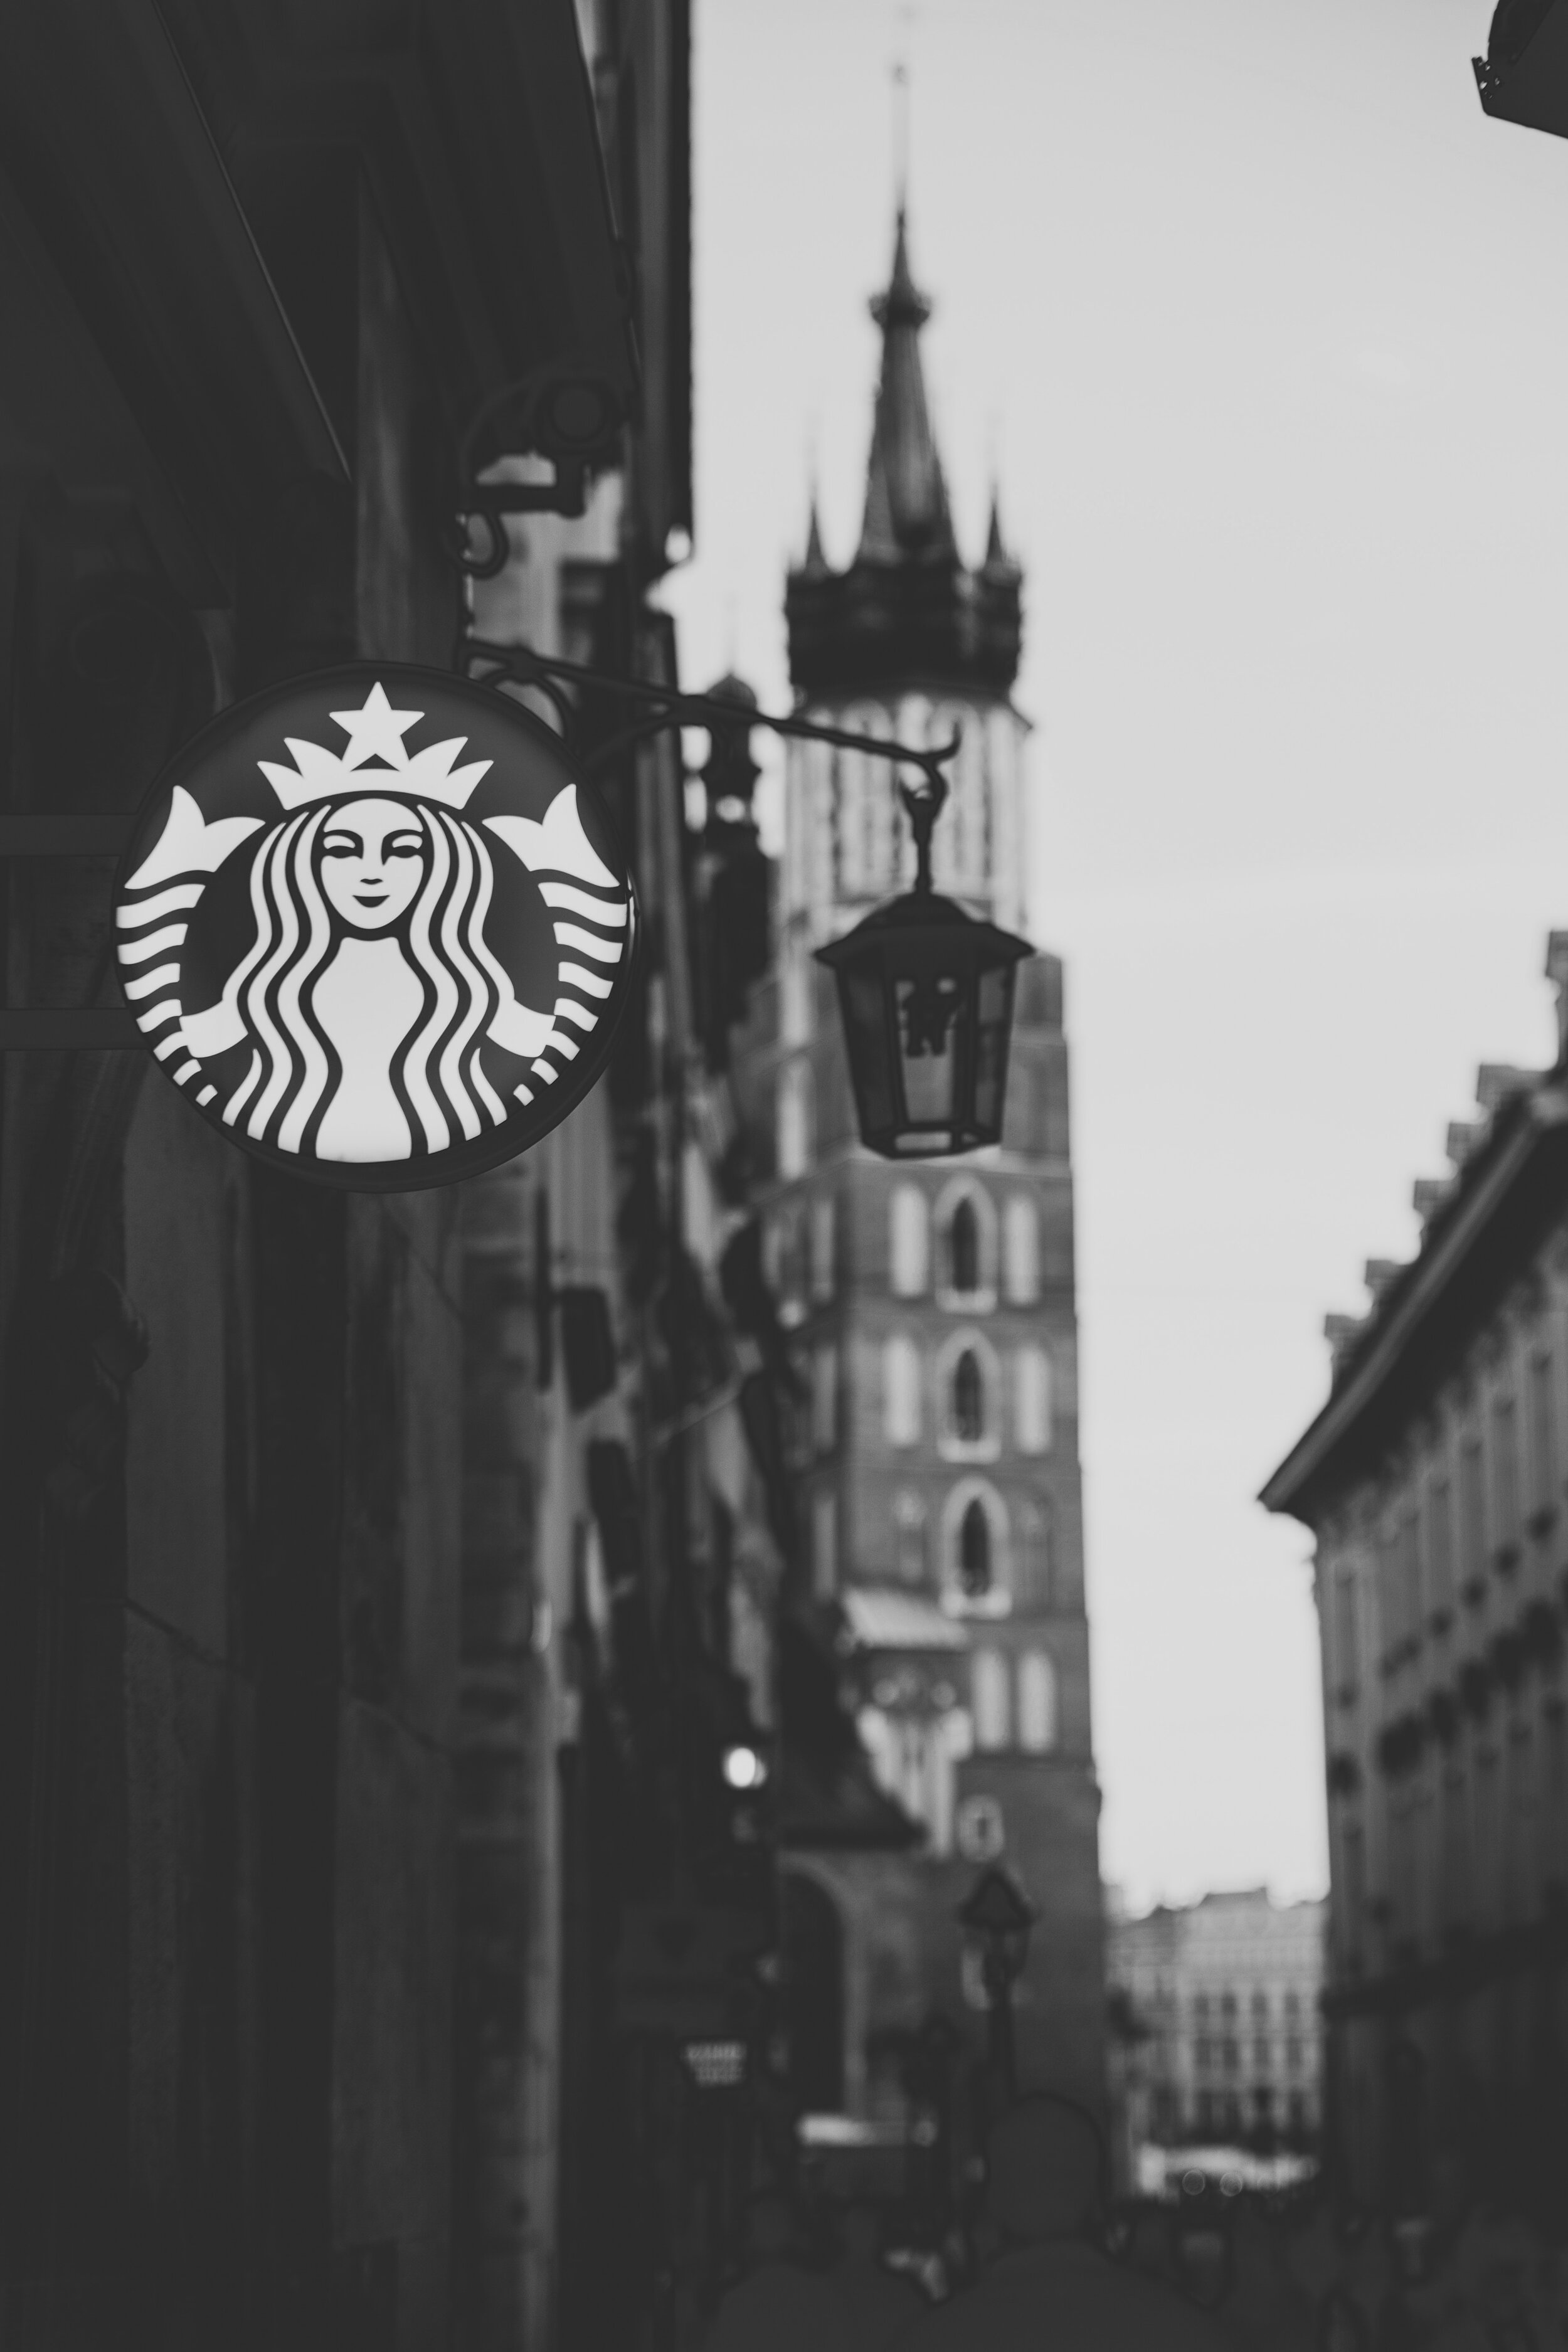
[0,0,638,594]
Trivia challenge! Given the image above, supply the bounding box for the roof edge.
[1260,1084,1568,1522]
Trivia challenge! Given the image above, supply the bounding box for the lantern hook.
[899,771,949,898]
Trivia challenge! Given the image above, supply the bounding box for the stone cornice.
[1261,1086,1568,1525]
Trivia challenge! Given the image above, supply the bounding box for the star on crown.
[257,681,494,810]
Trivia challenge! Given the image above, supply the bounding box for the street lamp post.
[956,1865,1038,2108]
[907,2009,962,2235]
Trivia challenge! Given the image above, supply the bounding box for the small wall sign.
[114,665,635,1189]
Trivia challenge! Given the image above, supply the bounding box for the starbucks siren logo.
[114,667,635,1187]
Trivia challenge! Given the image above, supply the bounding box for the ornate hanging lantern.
[815,772,1032,1158]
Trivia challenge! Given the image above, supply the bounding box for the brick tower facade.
[734,211,1106,2134]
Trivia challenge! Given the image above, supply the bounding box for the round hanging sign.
[114,663,636,1190]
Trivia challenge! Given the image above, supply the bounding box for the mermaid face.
[318,797,427,931]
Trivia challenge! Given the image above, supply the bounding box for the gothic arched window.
[935,1179,995,1306]
[953,1349,983,1444]
[950,1198,980,1296]
[938,1332,999,1461]
[960,1498,992,1599]
[941,1480,1009,1615]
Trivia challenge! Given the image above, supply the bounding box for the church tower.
[746,210,1106,2129]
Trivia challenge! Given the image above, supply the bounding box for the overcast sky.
[664,0,1568,1914]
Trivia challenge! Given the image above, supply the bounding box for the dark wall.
[0,137,464,2352]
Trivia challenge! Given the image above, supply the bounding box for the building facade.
[1263,947,1568,2224]
[730,211,1105,2135]
[0,7,783,2349]
[1106,1890,1326,2181]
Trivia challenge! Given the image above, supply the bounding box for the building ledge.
[840,1586,969,1651]
[1262,1082,1568,1522]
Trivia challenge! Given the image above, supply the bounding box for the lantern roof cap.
[815,886,1032,961]
[956,1863,1038,1936]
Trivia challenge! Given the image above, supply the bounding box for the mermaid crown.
[258,681,494,811]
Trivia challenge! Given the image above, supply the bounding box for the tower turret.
[785,211,1021,698]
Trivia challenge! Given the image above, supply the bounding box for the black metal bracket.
[442,464,591,580]
[0,650,957,1052]
[462,638,961,797]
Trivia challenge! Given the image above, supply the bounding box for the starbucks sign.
[114,665,635,1189]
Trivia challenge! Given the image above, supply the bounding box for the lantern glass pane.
[841,965,898,1136]
[972,963,1017,1137]
[895,970,967,1133]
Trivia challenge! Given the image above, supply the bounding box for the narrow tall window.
[949,1197,980,1296]
[1003,1195,1040,1305]
[1427,1476,1454,1617]
[812,1345,837,1454]
[1017,1651,1057,1752]
[1342,1823,1367,1959]
[952,1349,984,1443]
[1377,1521,1400,1644]
[1531,1350,1556,1517]
[973,1649,1010,1749]
[1015,1346,1052,1454]
[1494,1395,1519,1547]
[777,1059,812,1180]
[1459,1439,1485,1581]
[893,1490,926,1582]
[890,1184,929,1297]
[781,951,813,1046]
[1332,1570,1359,1695]
[810,1195,836,1302]
[812,1489,836,1596]
[1020,1498,1052,1604]
[774,1204,807,1326]
[1398,1513,1421,1645]
[959,1498,992,1599]
[883,1335,921,1448]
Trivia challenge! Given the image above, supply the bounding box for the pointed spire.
[982,489,1019,578]
[801,492,829,577]
[857,208,956,565]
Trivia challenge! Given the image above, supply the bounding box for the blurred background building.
[1105,1887,1325,2191]
[1264,946,1568,2228]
